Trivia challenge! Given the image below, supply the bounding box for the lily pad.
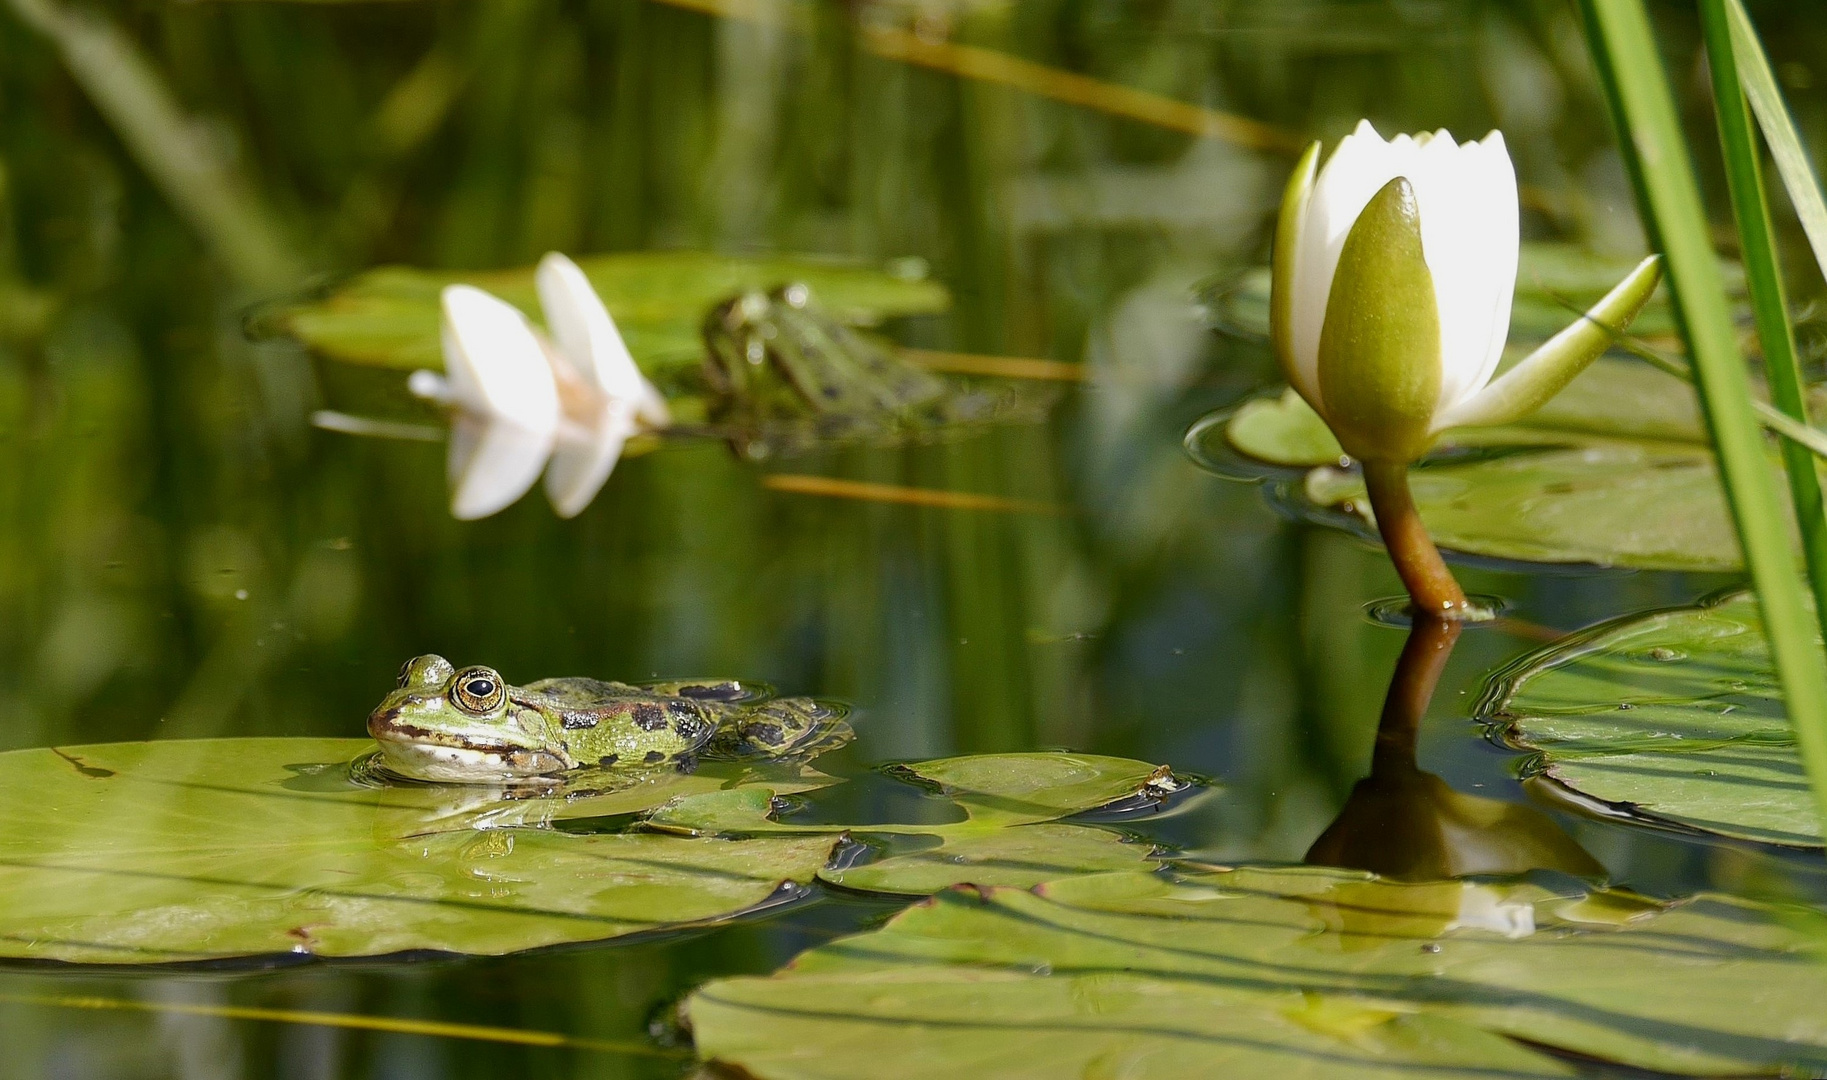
[651,752,1183,894]
[1189,357,1766,571]
[1304,442,1740,572]
[276,251,950,375]
[0,738,842,963]
[690,865,1827,1078]
[1484,590,1820,847]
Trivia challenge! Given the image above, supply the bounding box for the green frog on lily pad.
[367,654,851,784]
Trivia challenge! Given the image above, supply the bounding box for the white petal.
[535,253,672,428]
[447,414,553,520]
[440,285,562,435]
[1291,120,1419,409]
[1291,123,1518,420]
[1408,131,1518,412]
[544,398,638,518]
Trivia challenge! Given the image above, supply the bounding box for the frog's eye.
[451,667,505,714]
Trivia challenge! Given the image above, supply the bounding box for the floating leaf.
[275,252,950,374]
[690,865,1827,1078]
[653,752,1181,894]
[1485,590,1820,847]
[1304,443,1740,572]
[0,738,840,963]
[1191,358,1760,571]
[1220,390,1345,468]
[827,823,1156,894]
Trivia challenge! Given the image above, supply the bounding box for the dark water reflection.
[6,0,1827,1074]
[1306,615,1605,881]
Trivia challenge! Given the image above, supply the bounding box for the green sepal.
[1435,255,1663,431]
[1271,141,1322,403]
[1316,177,1442,463]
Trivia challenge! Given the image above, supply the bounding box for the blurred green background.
[3,0,1827,1075]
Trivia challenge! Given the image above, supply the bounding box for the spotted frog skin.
[367,655,846,783]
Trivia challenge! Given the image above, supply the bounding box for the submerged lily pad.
[276,251,949,374]
[652,752,1183,894]
[0,738,841,963]
[1484,591,1820,847]
[690,865,1827,1078]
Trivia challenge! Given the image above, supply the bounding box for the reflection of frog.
[367,655,848,783]
[701,284,953,456]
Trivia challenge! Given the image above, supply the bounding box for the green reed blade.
[1699,1,1827,639]
[1727,0,1827,287]
[1579,0,1827,833]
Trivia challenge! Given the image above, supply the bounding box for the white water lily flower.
[535,252,670,517]
[411,254,671,520]
[430,285,560,520]
[1272,120,1662,464]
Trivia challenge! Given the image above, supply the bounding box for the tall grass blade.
[1579,0,1827,832]
[1726,0,1827,286]
[1698,0,1827,644]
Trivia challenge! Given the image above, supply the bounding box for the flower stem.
[1361,459,1468,618]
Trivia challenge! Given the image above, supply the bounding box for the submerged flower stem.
[1361,459,1469,618]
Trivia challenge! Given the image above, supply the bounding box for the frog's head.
[366,655,567,782]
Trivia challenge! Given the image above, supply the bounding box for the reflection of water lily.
[1306,614,1604,883]
[410,252,670,520]
[1271,121,1661,615]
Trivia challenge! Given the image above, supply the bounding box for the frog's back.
[706,697,852,762]
[520,677,722,767]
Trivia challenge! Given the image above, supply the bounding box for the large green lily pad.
[1484,590,1820,847]
[0,738,842,963]
[1189,358,1775,571]
[0,741,1185,962]
[690,865,1827,1078]
[276,251,950,375]
[1304,442,1740,572]
[652,752,1183,895]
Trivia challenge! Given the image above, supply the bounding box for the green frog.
[366,654,849,783]
[701,283,954,456]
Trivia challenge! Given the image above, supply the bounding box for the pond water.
[5,0,1827,1076]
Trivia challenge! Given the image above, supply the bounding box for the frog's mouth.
[367,706,568,783]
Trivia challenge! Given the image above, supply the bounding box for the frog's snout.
[366,695,427,742]
[366,700,400,740]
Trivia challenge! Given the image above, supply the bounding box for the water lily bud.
[1272,121,1662,464]
[1273,121,1519,463]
